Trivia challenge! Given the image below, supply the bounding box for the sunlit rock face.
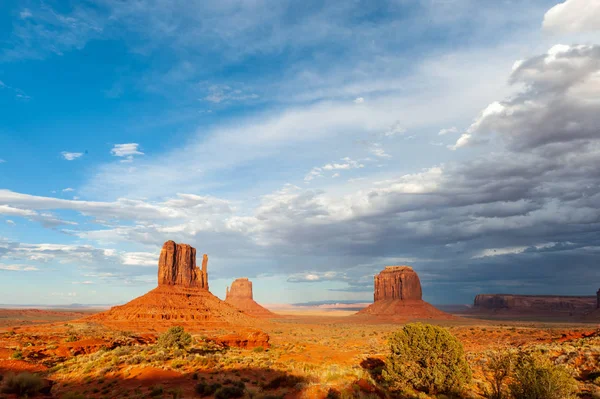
[373,266,422,302]
[158,240,208,289]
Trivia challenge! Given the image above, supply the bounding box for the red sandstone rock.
[357,265,451,321]
[225,278,276,318]
[374,266,422,301]
[158,240,208,289]
[88,241,269,335]
[214,330,270,349]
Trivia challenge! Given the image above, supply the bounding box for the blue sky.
[1,0,599,306]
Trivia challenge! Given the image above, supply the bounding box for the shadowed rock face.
[158,240,208,289]
[597,289,600,309]
[474,294,596,313]
[226,278,253,300]
[374,266,422,302]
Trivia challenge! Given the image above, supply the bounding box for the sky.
[0,0,599,306]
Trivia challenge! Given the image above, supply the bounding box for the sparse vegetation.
[157,326,192,350]
[509,351,578,399]
[0,372,44,397]
[383,323,472,395]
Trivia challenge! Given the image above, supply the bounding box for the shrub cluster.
[157,326,192,350]
[383,323,472,395]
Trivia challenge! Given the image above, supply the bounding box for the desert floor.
[0,308,599,399]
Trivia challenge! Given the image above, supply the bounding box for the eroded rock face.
[226,278,253,300]
[357,265,451,321]
[214,330,270,349]
[374,266,422,302]
[157,240,208,289]
[597,289,600,309]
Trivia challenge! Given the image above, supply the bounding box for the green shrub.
[264,374,303,390]
[214,385,244,399]
[253,346,265,353]
[383,323,471,395]
[149,385,164,397]
[0,372,44,397]
[157,326,192,350]
[509,352,577,399]
[11,350,23,360]
[195,382,221,396]
[484,350,514,399]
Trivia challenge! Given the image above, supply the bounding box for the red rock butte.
[225,278,276,318]
[88,241,264,334]
[357,265,452,321]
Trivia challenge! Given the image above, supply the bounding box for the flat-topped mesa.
[374,265,422,302]
[158,240,208,289]
[226,278,253,300]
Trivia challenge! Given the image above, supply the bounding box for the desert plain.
[0,241,599,399]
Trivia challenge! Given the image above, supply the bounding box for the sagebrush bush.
[383,323,471,395]
[509,351,577,399]
[0,372,43,397]
[157,326,192,350]
[484,350,514,399]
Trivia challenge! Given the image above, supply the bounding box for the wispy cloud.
[111,143,144,163]
[61,152,83,161]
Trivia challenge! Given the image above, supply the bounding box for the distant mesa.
[473,291,599,320]
[357,266,452,321]
[225,278,276,318]
[89,241,268,348]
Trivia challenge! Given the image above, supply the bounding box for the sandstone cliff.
[374,266,422,301]
[225,278,276,318]
[158,240,208,289]
[357,265,451,321]
[89,241,269,344]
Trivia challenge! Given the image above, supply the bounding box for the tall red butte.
[89,241,263,334]
[357,266,452,321]
[225,278,276,318]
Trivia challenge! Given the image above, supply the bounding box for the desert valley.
[1,0,600,398]
[1,241,598,399]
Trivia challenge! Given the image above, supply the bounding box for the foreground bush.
[157,326,192,350]
[383,323,471,395]
[0,372,43,397]
[509,352,577,399]
[484,350,514,399]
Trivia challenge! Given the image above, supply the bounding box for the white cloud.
[438,126,458,135]
[353,97,364,104]
[451,45,600,151]
[6,220,15,225]
[368,143,391,158]
[121,251,158,266]
[543,0,600,33]
[62,188,75,192]
[0,159,6,163]
[72,281,94,285]
[61,152,83,161]
[111,143,144,158]
[305,157,364,182]
[383,121,406,137]
[0,264,39,272]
